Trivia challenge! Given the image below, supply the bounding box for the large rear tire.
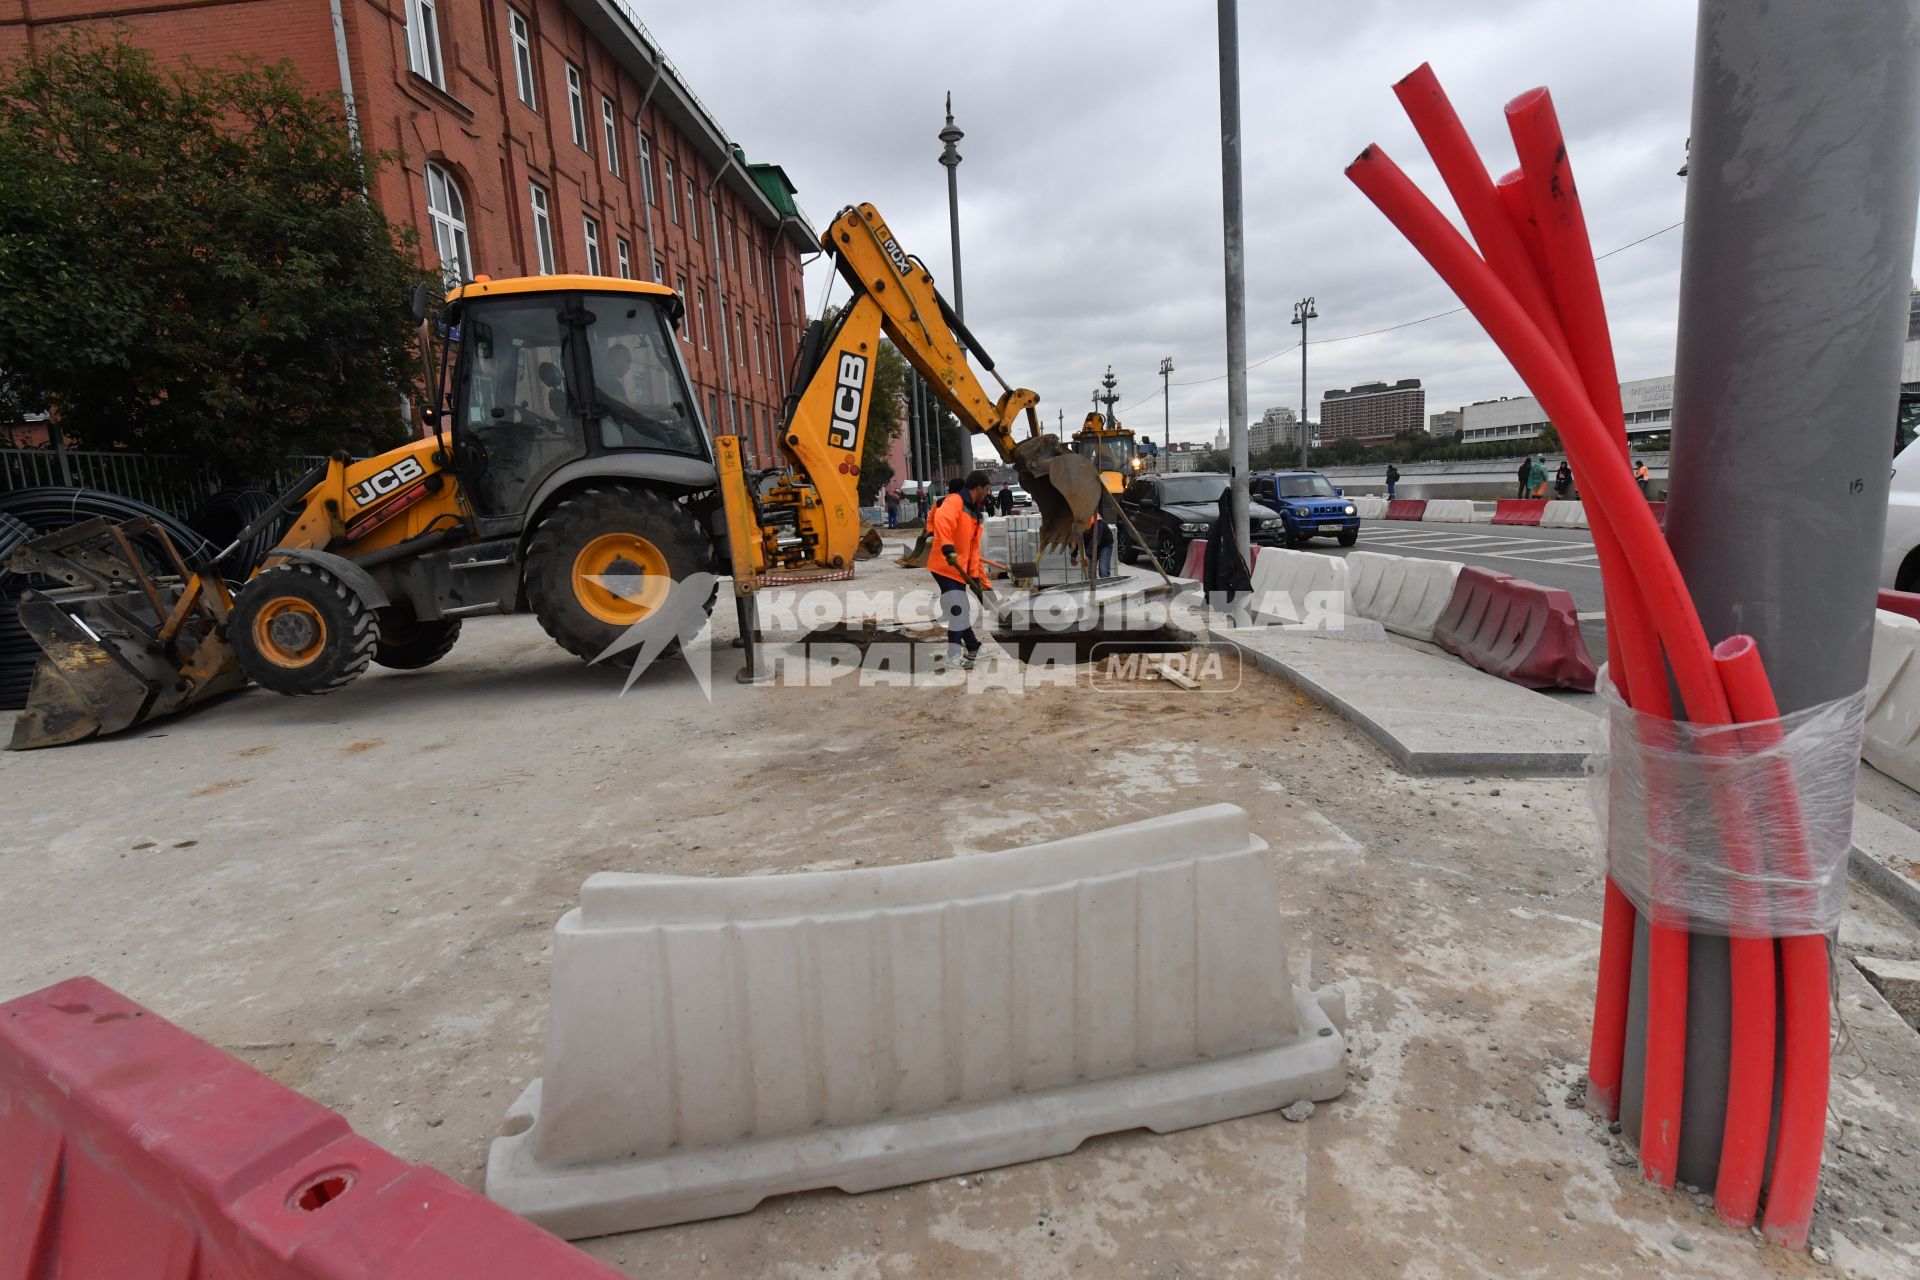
[373,607,462,670]
[230,563,377,695]
[523,486,712,663]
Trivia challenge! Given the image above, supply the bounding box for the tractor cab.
[429,276,712,525]
[1070,411,1140,494]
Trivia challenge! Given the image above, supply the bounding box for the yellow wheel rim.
[572,532,670,626]
[252,597,327,668]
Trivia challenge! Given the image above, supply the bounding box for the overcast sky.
[637,1,1895,457]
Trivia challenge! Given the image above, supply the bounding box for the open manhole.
[991,624,1191,665]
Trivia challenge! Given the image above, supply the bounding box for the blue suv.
[1251,471,1360,547]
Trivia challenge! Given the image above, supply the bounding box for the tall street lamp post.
[1292,297,1317,469]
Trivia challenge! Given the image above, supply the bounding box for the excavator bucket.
[1012,436,1105,551]
[6,519,243,750]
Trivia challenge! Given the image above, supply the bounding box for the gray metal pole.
[1619,0,1920,1191]
[1161,356,1174,472]
[1299,314,1309,470]
[1215,0,1250,559]
[939,94,966,323]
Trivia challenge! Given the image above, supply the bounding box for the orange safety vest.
[928,493,983,583]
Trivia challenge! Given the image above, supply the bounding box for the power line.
[1120,217,1685,410]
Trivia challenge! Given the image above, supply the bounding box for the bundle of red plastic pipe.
[1343,65,1828,1251]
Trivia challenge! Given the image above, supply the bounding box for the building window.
[529,182,555,274]
[583,215,602,275]
[423,162,469,285]
[405,0,444,87]
[566,64,587,151]
[686,178,699,240]
[735,310,746,367]
[601,97,619,174]
[664,157,678,224]
[675,274,690,340]
[728,220,739,270]
[751,322,762,376]
[616,236,632,279]
[508,9,536,109]
[747,232,758,289]
[653,257,665,283]
[637,133,655,204]
[696,286,709,349]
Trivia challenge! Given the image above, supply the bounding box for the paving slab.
[1212,624,1594,775]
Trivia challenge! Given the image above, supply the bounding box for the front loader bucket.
[5,517,243,750]
[896,530,932,568]
[8,591,243,749]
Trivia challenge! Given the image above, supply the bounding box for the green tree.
[0,35,432,479]
[857,339,908,504]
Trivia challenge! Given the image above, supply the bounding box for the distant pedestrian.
[1635,460,1651,496]
[1553,461,1573,499]
[884,488,901,529]
[997,484,1015,516]
[1385,463,1400,501]
[1528,456,1549,499]
[1516,456,1533,499]
[1202,489,1253,622]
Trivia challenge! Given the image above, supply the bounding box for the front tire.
[230,563,378,695]
[1156,530,1182,573]
[523,486,713,663]
[373,607,462,670]
[1337,529,1359,547]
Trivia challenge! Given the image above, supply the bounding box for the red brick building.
[1319,378,1425,444]
[0,0,815,464]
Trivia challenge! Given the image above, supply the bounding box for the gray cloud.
[641,2,1906,454]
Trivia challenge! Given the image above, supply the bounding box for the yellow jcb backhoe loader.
[6,202,1101,748]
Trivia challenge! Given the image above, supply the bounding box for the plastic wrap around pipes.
[0,487,218,711]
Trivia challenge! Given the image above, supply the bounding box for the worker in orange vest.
[928,469,992,669]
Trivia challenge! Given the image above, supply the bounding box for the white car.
[1008,486,1037,514]
[1886,433,1920,592]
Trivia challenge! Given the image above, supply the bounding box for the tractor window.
[458,300,586,515]
[583,296,705,457]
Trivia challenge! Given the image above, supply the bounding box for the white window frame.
[653,257,665,283]
[530,182,556,274]
[566,64,587,151]
[616,236,632,279]
[583,215,602,275]
[747,233,758,288]
[752,321,763,376]
[405,0,444,87]
[735,310,746,367]
[600,97,619,174]
[675,274,690,341]
[664,157,678,223]
[508,9,536,109]
[697,286,709,349]
[423,162,470,286]
[637,133,655,204]
[686,178,700,240]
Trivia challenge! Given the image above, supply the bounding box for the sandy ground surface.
[3,555,1918,1277]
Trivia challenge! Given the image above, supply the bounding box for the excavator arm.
[717,203,1100,591]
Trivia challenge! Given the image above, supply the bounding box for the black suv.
[1116,472,1284,570]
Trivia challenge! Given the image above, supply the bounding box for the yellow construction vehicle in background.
[1070,365,1141,494]
[6,203,1101,748]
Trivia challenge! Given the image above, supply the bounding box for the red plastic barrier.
[1877,588,1920,622]
[1648,500,1666,525]
[0,977,620,1279]
[1385,499,1428,520]
[1433,566,1598,690]
[1492,498,1547,525]
[1179,537,1207,580]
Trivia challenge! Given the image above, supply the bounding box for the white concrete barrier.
[1540,500,1588,528]
[1421,499,1480,523]
[487,805,1347,1238]
[1345,551,1463,642]
[1352,496,1389,519]
[1866,609,1920,792]
[1248,547,1353,628]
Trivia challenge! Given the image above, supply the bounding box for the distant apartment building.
[1429,408,1462,437]
[1319,378,1424,443]
[0,0,816,465]
[1251,405,1298,452]
[1161,441,1209,473]
[1455,374,1674,443]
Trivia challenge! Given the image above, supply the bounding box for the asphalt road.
[1312,519,1611,660]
